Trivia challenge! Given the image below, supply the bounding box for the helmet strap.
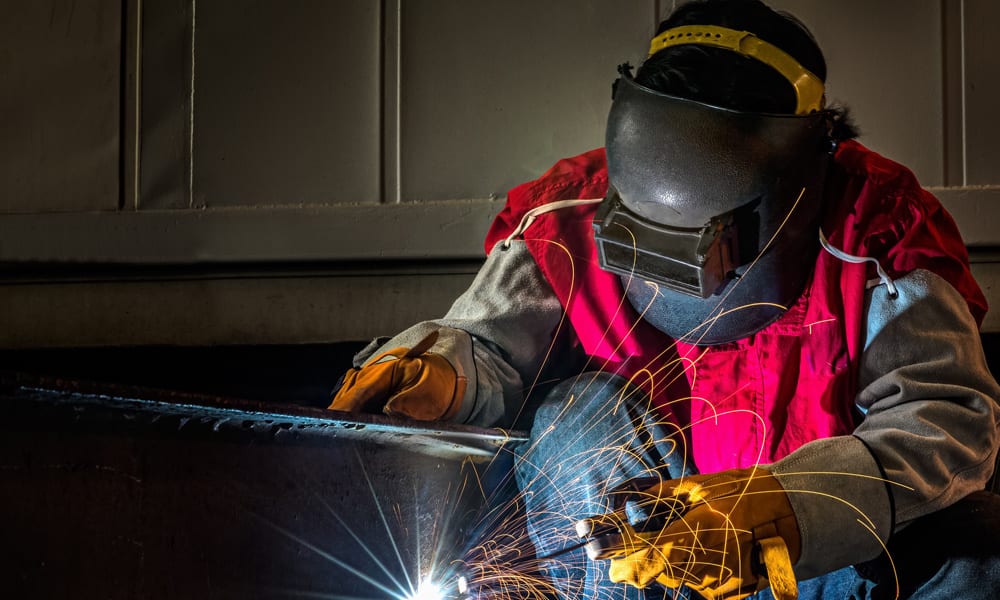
[648,25,825,115]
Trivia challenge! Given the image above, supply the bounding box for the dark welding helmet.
[593,26,834,345]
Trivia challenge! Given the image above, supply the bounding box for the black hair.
[635,0,858,140]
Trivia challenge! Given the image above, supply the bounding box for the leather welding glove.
[328,330,467,421]
[607,467,800,600]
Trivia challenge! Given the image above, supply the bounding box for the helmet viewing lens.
[593,193,739,299]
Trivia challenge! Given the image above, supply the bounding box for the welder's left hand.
[607,467,800,600]
[328,331,467,421]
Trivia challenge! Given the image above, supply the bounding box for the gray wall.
[2,0,999,347]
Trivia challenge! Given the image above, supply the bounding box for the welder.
[329,1,1000,598]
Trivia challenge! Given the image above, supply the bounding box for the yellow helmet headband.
[648,25,825,115]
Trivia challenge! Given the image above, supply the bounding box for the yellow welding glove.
[607,467,800,600]
[328,331,467,421]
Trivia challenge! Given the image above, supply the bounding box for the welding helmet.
[593,25,834,345]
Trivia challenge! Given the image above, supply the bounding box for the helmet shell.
[595,76,833,344]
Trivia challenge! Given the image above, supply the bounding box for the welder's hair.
[637,0,858,140]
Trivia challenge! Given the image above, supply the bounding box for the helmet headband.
[649,25,825,115]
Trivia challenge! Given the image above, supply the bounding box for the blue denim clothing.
[512,372,1000,600]
[513,372,694,600]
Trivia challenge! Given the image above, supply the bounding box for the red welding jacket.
[485,141,986,473]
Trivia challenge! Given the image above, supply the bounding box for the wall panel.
[2,0,999,350]
[398,0,656,202]
[192,0,382,207]
[963,0,1000,185]
[0,0,121,213]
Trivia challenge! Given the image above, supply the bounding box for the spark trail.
[258,191,906,600]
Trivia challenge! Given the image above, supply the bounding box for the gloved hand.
[328,331,467,421]
[607,467,800,600]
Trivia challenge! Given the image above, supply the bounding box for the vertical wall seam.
[941,0,965,187]
[121,0,143,211]
[960,0,967,186]
[132,0,143,211]
[119,0,126,211]
[188,0,197,208]
[393,0,401,204]
[380,0,401,204]
[377,0,385,204]
[378,0,402,204]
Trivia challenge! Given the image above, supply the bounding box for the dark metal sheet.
[0,373,526,599]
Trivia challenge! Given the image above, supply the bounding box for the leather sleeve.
[352,241,578,427]
[772,269,1000,579]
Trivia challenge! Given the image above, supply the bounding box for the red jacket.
[485,141,986,473]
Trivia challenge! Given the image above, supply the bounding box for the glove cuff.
[771,436,892,579]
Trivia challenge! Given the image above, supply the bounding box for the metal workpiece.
[0,373,526,600]
[0,372,519,460]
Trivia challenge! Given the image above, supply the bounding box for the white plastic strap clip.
[819,229,898,297]
[501,198,603,249]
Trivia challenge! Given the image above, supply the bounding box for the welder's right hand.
[605,468,800,600]
[328,331,467,421]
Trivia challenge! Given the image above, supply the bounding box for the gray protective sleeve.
[351,240,572,427]
[772,269,1000,580]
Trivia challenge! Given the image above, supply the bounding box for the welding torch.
[449,475,798,600]
[580,476,798,600]
[446,477,686,600]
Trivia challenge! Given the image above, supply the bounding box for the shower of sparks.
[436,192,907,600]
[254,191,910,600]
